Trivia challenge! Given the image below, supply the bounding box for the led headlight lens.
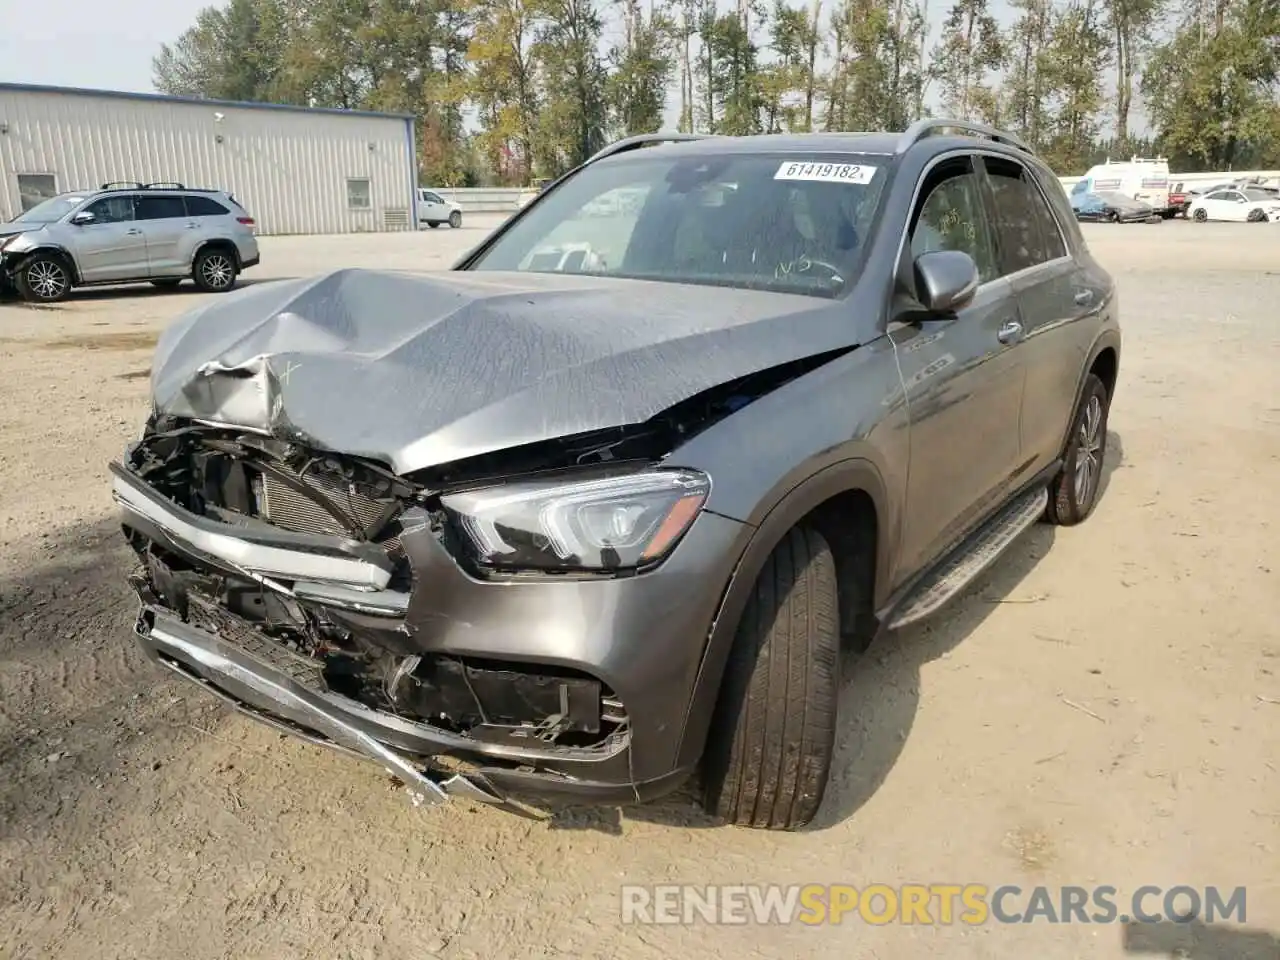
[442,469,710,572]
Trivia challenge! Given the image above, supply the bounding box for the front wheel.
[449,210,462,228]
[1046,373,1110,526]
[1247,208,1266,223]
[15,253,72,303]
[192,248,238,293]
[1193,208,1208,222]
[701,526,841,830]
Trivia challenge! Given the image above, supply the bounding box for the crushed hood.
[150,267,860,475]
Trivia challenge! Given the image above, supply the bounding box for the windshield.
[12,193,87,224]
[468,151,889,297]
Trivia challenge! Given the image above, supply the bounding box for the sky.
[0,0,1145,137]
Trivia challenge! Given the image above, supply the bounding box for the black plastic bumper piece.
[132,603,692,812]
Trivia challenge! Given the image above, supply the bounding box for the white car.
[1187,187,1280,223]
[417,189,463,229]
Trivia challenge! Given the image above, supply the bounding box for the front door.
[893,153,1027,580]
[135,194,191,276]
[67,195,146,281]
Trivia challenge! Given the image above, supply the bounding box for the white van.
[1070,157,1172,215]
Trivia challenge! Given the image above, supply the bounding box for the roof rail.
[145,181,186,189]
[101,181,144,190]
[895,118,1031,155]
[585,132,719,166]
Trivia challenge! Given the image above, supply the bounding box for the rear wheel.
[193,247,238,293]
[15,253,72,303]
[1046,373,1110,526]
[701,526,841,830]
[427,221,440,229]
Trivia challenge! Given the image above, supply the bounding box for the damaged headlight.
[442,469,710,572]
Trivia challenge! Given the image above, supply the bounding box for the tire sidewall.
[1053,375,1110,524]
[1193,208,1207,222]
[449,211,462,228]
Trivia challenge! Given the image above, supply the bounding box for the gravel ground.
[1,215,1278,960]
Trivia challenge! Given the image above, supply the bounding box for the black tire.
[151,278,183,289]
[449,210,462,228]
[192,247,238,293]
[1247,208,1266,223]
[427,221,440,229]
[701,526,841,830]
[1046,373,1110,526]
[1193,208,1208,222]
[15,253,73,303]
[1106,210,1119,223]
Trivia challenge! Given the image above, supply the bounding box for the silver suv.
[0,181,261,303]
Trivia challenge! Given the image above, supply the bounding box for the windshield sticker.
[774,161,877,185]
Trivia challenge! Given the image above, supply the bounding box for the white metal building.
[0,82,418,235]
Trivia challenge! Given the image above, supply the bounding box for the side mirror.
[70,211,96,226]
[912,250,979,314]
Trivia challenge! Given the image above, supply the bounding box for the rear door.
[892,152,1028,578]
[68,194,146,281]
[978,153,1095,479]
[135,194,191,275]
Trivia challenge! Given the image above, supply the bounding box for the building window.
[347,178,372,210]
[17,173,58,213]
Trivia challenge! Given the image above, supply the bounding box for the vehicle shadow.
[1122,918,1280,959]
[554,431,1126,835]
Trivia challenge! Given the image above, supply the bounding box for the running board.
[887,486,1049,631]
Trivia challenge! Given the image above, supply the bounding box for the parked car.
[417,188,463,229]
[1070,156,1170,215]
[1186,187,1280,222]
[1071,190,1156,223]
[112,121,1120,830]
[0,182,259,303]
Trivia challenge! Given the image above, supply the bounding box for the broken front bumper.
[114,457,752,812]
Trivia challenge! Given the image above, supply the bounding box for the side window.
[185,195,229,216]
[83,195,135,223]
[135,195,188,220]
[1203,191,1228,201]
[982,155,1065,274]
[909,158,999,284]
[423,192,443,204]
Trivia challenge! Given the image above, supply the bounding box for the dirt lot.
[1,216,1277,960]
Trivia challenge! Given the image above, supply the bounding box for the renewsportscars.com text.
[619,884,1248,926]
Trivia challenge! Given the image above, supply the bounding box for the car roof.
[590,130,1045,170]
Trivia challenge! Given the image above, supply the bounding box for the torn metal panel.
[149,267,867,475]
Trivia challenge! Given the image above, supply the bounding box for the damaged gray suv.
[112,120,1121,830]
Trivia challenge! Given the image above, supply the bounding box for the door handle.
[997,319,1023,344]
[1074,289,1094,306]
[126,229,143,236]
[185,222,199,229]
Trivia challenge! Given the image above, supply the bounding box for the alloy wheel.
[201,254,234,289]
[27,260,68,300]
[1073,394,1104,505]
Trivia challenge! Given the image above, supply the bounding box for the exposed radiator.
[256,469,400,548]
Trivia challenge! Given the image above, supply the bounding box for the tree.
[468,0,540,182]
[1103,0,1164,144]
[153,0,298,103]
[929,0,1004,121]
[607,2,677,135]
[1143,0,1280,169]
[532,0,610,172]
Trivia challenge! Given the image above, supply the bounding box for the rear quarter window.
[185,195,230,216]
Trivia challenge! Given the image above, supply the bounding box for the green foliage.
[157,0,1280,182]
